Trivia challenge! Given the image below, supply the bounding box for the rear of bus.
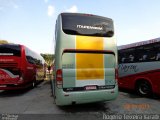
[54,13,118,105]
[0,44,24,90]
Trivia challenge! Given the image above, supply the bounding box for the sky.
[0,0,160,54]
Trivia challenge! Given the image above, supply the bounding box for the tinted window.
[25,47,44,65]
[154,43,160,61]
[0,44,21,56]
[61,13,114,37]
[118,48,135,63]
[118,42,160,63]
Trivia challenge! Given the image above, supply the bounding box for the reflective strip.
[0,68,19,78]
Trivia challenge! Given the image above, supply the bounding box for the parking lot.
[0,75,160,120]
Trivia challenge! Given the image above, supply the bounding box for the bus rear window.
[61,13,114,37]
[0,44,21,57]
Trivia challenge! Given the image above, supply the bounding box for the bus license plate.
[85,86,97,90]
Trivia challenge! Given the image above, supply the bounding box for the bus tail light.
[12,68,24,81]
[13,69,24,84]
[56,69,63,85]
[20,76,24,81]
[19,70,24,83]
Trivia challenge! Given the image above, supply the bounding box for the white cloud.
[48,5,55,17]
[66,5,78,13]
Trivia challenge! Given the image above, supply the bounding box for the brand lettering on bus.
[118,64,139,72]
[0,59,14,62]
[0,74,10,79]
[77,25,103,30]
[62,64,74,69]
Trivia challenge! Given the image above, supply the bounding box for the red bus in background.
[0,44,46,90]
[118,38,160,97]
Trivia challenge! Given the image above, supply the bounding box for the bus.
[0,44,46,90]
[118,38,160,96]
[53,13,118,106]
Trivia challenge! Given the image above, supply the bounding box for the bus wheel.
[136,80,152,97]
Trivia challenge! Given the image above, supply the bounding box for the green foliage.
[41,53,54,66]
[0,40,8,44]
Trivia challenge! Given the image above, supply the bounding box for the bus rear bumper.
[55,85,118,106]
[0,82,30,90]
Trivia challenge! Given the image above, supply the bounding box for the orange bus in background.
[0,44,46,90]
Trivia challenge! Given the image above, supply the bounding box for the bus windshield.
[0,44,21,57]
[61,13,114,37]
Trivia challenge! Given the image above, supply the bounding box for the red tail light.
[56,69,62,85]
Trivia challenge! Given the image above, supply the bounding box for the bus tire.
[135,80,152,97]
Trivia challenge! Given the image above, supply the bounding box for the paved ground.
[0,76,160,120]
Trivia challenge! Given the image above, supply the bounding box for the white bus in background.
[118,38,160,97]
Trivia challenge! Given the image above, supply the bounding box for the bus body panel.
[119,65,160,95]
[0,44,46,90]
[58,23,117,89]
[118,38,160,95]
[54,13,118,105]
[55,85,118,106]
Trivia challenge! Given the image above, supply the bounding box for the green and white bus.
[53,13,118,105]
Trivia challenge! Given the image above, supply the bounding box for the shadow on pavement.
[119,87,160,100]
[58,102,114,113]
[0,80,44,97]
[0,88,31,97]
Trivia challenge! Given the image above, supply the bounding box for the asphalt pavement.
[0,77,160,120]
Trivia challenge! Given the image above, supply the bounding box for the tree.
[41,53,54,66]
[0,40,8,44]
